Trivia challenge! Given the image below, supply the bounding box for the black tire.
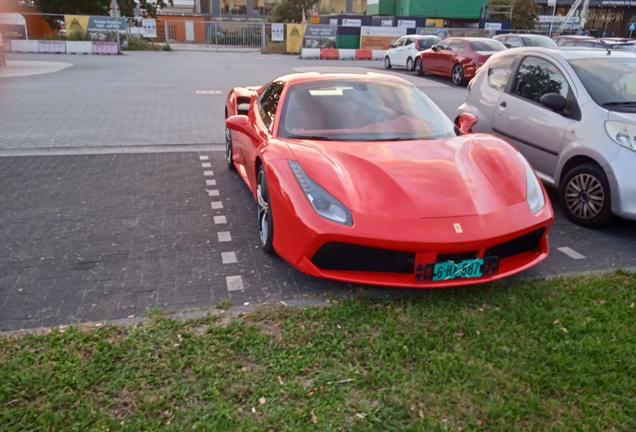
[225,126,236,171]
[406,57,414,71]
[256,165,275,254]
[451,64,465,86]
[560,163,614,228]
[414,57,424,76]
[384,56,392,69]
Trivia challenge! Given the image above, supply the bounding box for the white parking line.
[211,201,223,209]
[221,252,238,264]
[203,170,214,176]
[207,189,220,197]
[201,163,211,168]
[206,179,217,186]
[214,215,227,224]
[199,155,209,160]
[226,275,244,291]
[217,231,232,242]
[557,247,586,260]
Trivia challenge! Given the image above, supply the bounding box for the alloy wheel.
[407,58,413,71]
[565,173,605,220]
[225,127,232,165]
[415,58,422,75]
[257,170,270,247]
[452,65,464,85]
[384,56,391,69]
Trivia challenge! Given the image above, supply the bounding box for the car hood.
[285,135,527,219]
[608,110,636,122]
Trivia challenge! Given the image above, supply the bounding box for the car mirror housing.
[540,93,568,112]
[226,115,259,140]
[457,113,478,134]
[431,44,438,51]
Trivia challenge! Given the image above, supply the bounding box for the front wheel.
[225,126,236,171]
[384,56,392,69]
[406,57,414,71]
[560,163,614,228]
[451,64,465,86]
[256,165,275,254]
[414,57,424,76]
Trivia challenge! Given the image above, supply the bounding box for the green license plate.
[432,259,483,281]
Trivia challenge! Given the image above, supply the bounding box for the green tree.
[511,0,538,30]
[488,0,513,21]
[271,0,316,23]
[34,0,173,18]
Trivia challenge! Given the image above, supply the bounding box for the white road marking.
[207,189,220,197]
[203,170,214,176]
[206,179,217,186]
[217,231,232,242]
[226,275,244,291]
[201,162,211,168]
[199,155,209,161]
[214,215,227,224]
[221,252,238,264]
[196,90,223,95]
[211,201,223,209]
[557,247,586,260]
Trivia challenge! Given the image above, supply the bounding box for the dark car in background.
[493,34,559,48]
[414,37,507,85]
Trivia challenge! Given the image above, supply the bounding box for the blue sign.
[630,22,636,31]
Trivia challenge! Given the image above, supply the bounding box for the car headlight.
[517,152,545,214]
[288,160,353,226]
[605,120,636,151]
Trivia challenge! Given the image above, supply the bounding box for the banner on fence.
[65,15,90,38]
[142,18,157,38]
[360,26,406,50]
[0,13,28,40]
[65,15,126,40]
[417,27,490,40]
[272,23,284,41]
[286,24,305,53]
[302,24,336,49]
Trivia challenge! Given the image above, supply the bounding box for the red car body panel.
[225,73,554,288]
[416,38,496,81]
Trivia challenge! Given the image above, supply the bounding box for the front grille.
[484,228,545,259]
[437,251,479,262]
[311,242,415,274]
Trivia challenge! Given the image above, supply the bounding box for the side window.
[394,38,405,47]
[436,41,449,50]
[404,38,414,46]
[488,55,516,91]
[448,40,463,51]
[258,81,285,132]
[512,57,570,103]
[507,37,522,48]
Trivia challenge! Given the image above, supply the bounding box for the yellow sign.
[64,15,90,39]
[286,24,305,54]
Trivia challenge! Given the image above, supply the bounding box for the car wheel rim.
[384,57,390,68]
[453,66,462,84]
[225,127,232,165]
[257,171,269,246]
[407,59,413,70]
[565,173,605,220]
[415,60,421,74]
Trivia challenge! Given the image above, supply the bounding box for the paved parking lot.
[0,51,634,331]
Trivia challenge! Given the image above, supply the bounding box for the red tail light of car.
[475,55,490,66]
[415,39,420,50]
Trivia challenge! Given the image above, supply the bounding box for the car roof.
[407,35,440,39]
[495,34,550,38]
[274,72,412,86]
[496,46,636,60]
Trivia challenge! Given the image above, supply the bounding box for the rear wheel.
[451,64,465,86]
[560,163,614,228]
[225,126,236,171]
[257,165,275,254]
[414,57,424,76]
[384,56,392,69]
[406,57,414,71]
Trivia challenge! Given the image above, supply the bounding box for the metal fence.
[164,20,264,52]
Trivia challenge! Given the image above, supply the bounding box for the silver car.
[456,47,636,228]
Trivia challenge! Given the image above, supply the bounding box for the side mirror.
[457,112,478,134]
[431,44,438,51]
[226,115,259,141]
[540,93,567,112]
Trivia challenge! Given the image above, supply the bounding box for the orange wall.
[158,15,206,42]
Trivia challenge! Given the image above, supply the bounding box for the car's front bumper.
[606,146,636,220]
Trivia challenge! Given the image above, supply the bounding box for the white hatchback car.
[456,47,636,228]
[384,35,441,72]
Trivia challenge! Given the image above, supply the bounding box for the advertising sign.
[397,20,416,28]
[342,19,361,27]
[65,15,90,38]
[303,24,336,48]
[360,26,406,50]
[601,0,636,5]
[538,15,581,24]
[0,13,28,40]
[484,22,502,30]
[329,18,337,26]
[381,20,392,27]
[65,15,125,41]
[286,24,305,53]
[142,18,157,38]
[272,23,284,41]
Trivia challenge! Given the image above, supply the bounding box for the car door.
[439,39,463,76]
[402,37,415,66]
[238,81,284,190]
[391,37,406,65]
[491,56,573,178]
[421,40,447,73]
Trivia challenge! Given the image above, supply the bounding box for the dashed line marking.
[221,251,238,264]
[217,231,232,242]
[201,162,211,168]
[206,179,217,186]
[199,155,209,161]
[226,275,244,291]
[557,247,586,260]
[211,201,224,209]
[214,215,227,224]
[207,189,220,197]
[203,170,214,176]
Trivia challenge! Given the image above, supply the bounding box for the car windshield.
[278,80,458,141]
[520,36,559,47]
[470,40,507,52]
[569,57,636,110]
[418,37,441,50]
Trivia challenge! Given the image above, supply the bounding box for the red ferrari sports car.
[224,73,553,288]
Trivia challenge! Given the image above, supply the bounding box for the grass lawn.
[1,271,635,431]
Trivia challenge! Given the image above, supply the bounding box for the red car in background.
[414,37,507,85]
